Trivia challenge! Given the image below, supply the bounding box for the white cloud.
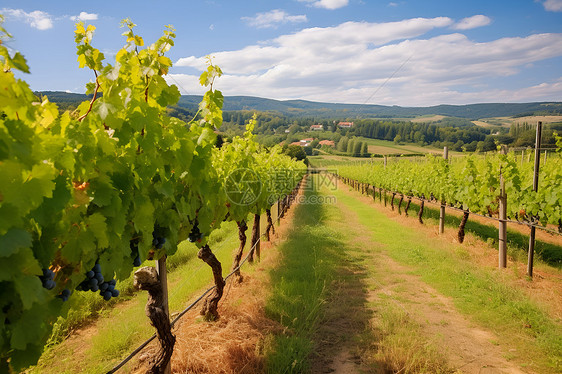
[388,2,399,7]
[453,15,491,30]
[1,8,53,30]
[171,17,562,106]
[70,12,98,22]
[299,0,349,10]
[242,9,307,29]
[541,0,562,12]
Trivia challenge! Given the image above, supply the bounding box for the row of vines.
[329,150,562,228]
[0,19,306,372]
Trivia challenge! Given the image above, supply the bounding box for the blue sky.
[1,0,562,106]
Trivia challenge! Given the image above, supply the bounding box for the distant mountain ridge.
[38,91,562,120]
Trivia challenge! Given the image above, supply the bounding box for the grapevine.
[327,151,562,227]
[1,16,307,370]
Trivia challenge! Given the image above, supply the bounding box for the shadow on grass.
[264,177,373,373]
[372,191,561,267]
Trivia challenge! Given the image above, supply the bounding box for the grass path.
[264,174,561,373]
[330,178,561,373]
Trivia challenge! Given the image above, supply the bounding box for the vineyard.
[0,20,305,373]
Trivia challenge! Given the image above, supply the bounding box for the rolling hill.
[37,91,562,120]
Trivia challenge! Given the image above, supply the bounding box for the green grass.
[264,176,450,373]
[264,178,343,373]
[333,184,562,372]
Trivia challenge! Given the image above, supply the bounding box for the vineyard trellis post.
[155,256,172,374]
[499,166,507,269]
[527,121,543,277]
[439,146,448,234]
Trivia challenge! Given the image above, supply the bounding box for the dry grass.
[370,307,450,374]
[169,273,282,374]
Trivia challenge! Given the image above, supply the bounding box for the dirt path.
[317,184,534,373]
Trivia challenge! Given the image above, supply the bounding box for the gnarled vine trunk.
[391,193,396,210]
[232,220,248,282]
[248,213,260,263]
[265,208,275,241]
[398,194,404,214]
[458,211,470,243]
[198,245,225,321]
[404,198,411,216]
[133,267,175,373]
[418,200,424,224]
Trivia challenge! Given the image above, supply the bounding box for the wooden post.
[384,155,387,168]
[277,199,281,226]
[521,150,524,166]
[498,174,507,268]
[155,256,172,374]
[527,122,542,277]
[439,146,448,234]
[155,256,170,318]
[499,145,508,268]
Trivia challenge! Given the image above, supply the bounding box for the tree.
[353,141,362,156]
[394,134,402,144]
[346,138,355,154]
[361,142,368,156]
[337,136,349,152]
[284,144,307,161]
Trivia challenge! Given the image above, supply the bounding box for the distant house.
[284,129,290,133]
[288,138,314,147]
[319,140,335,147]
[337,121,354,128]
[310,124,324,131]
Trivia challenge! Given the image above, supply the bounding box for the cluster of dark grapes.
[152,231,166,249]
[76,263,119,301]
[39,268,56,290]
[188,221,203,243]
[131,239,141,267]
[57,289,71,302]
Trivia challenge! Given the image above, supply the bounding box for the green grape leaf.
[0,248,41,282]
[87,213,109,249]
[14,275,44,310]
[0,228,32,258]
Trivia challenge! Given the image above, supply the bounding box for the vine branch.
[78,70,99,122]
